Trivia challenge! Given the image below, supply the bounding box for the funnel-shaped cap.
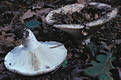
[4,29,67,76]
[46,2,118,37]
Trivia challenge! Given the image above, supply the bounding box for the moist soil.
[52,4,112,24]
[0,0,121,80]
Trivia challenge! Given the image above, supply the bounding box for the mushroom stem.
[22,29,40,49]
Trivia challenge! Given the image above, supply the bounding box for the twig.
[50,44,63,48]
[10,14,18,26]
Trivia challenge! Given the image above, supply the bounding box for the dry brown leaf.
[6,37,14,42]
[35,8,52,23]
[6,33,15,38]
[0,31,6,40]
[32,1,45,10]
[36,8,52,16]
[3,1,12,5]
[67,52,72,59]
[20,9,36,23]
[0,26,12,32]
[0,36,4,41]
[1,32,6,36]
[32,5,42,10]
[32,4,42,10]
[118,68,121,80]
[82,31,88,36]
[1,41,15,52]
[77,0,87,4]
[15,40,22,46]
[41,16,46,23]
[0,49,5,54]
[108,44,115,49]
[95,14,99,19]
[0,63,5,73]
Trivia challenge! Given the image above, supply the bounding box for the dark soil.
[52,5,112,24]
[0,0,121,80]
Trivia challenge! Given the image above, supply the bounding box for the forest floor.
[0,0,121,80]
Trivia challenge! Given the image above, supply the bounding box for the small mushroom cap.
[4,30,67,76]
[46,2,118,37]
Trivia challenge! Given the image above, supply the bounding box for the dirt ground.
[0,0,121,80]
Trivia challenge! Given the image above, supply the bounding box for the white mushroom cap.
[4,29,67,76]
[46,2,118,36]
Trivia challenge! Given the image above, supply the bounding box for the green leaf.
[87,42,98,56]
[85,53,115,80]
[25,20,41,29]
[62,60,68,67]
[96,55,107,64]
[99,73,113,80]
[85,61,104,77]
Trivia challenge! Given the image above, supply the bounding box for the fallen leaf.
[20,9,36,23]
[25,20,41,29]
[15,40,22,46]
[62,60,68,67]
[108,44,115,51]
[0,50,4,54]
[41,16,46,23]
[1,31,6,36]
[6,33,15,37]
[114,39,121,45]
[77,0,87,4]
[87,41,97,56]
[119,69,121,80]
[6,37,14,42]
[35,8,52,23]
[32,2,44,9]
[85,53,115,80]
[66,52,72,59]
[0,26,12,32]
[95,14,99,19]
[0,63,5,73]
[36,8,52,16]
[0,31,6,40]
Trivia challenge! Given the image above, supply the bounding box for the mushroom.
[46,2,118,37]
[4,29,67,76]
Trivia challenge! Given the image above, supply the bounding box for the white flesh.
[4,29,67,76]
